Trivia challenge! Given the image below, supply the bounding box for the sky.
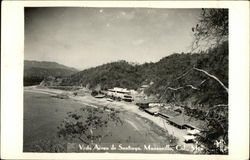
[25,7,201,70]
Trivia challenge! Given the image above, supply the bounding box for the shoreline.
[24,86,194,150]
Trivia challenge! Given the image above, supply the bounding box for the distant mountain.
[24,60,78,72]
[24,60,78,86]
[60,41,228,107]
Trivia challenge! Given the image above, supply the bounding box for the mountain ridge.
[24,60,78,72]
[24,60,78,86]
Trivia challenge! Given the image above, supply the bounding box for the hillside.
[145,41,228,107]
[60,41,228,107]
[24,60,78,86]
[61,60,144,89]
[60,53,202,91]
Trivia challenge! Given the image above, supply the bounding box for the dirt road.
[71,93,192,147]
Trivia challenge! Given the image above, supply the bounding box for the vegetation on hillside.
[60,43,228,108]
[147,41,228,107]
[189,8,228,154]
[61,60,144,90]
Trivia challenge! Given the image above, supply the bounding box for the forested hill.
[145,41,228,107]
[61,41,228,106]
[60,52,203,89]
[24,60,78,86]
[61,60,144,89]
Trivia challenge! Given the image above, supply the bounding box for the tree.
[57,106,123,149]
[192,9,228,51]
[189,8,229,154]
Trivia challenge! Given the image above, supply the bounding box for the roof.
[113,87,130,93]
[134,96,158,104]
[187,129,200,135]
[158,109,180,118]
[145,107,160,113]
[141,85,149,88]
[183,135,196,141]
[168,114,208,131]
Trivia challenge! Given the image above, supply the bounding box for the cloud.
[132,39,145,45]
[121,11,126,16]
[119,11,135,20]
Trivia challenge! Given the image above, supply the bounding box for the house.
[183,135,196,143]
[148,103,165,107]
[137,84,150,93]
[167,114,208,132]
[144,107,160,116]
[107,87,131,96]
[141,84,150,88]
[158,109,180,119]
[106,87,133,102]
[136,103,150,110]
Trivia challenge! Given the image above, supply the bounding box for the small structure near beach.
[106,87,134,102]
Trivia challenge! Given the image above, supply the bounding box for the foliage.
[189,8,228,154]
[24,76,44,86]
[25,137,67,152]
[60,41,228,109]
[61,60,144,89]
[192,9,228,51]
[57,106,123,144]
[158,41,228,106]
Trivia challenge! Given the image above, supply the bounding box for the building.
[106,87,133,102]
[144,107,160,116]
[158,109,180,119]
[167,114,208,132]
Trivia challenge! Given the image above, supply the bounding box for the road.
[72,93,193,146]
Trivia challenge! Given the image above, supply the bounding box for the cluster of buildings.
[95,85,208,143]
[104,87,134,102]
[137,102,209,143]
